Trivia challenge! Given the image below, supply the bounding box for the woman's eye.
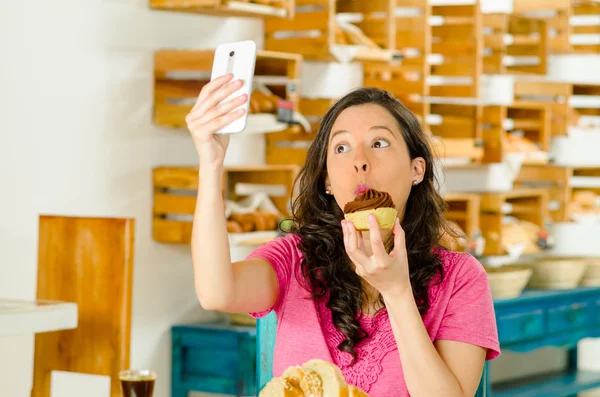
[335,144,350,154]
[372,139,390,148]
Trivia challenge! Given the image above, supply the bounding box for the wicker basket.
[581,257,600,287]
[527,257,588,289]
[486,265,533,299]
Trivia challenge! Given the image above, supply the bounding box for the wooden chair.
[31,215,135,397]
[256,312,489,396]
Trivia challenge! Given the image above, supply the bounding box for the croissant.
[260,359,369,397]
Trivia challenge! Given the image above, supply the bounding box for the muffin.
[343,188,398,231]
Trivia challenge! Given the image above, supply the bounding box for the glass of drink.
[119,369,156,397]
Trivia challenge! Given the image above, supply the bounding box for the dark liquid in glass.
[120,377,155,397]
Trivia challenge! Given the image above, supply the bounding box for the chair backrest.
[256,312,488,396]
[32,215,135,397]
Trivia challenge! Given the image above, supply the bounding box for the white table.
[0,298,78,336]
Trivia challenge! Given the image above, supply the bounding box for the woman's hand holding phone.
[186,73,248,171]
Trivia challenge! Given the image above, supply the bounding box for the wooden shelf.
[493,370,600,397]
[265,98,333,166]
[0,299,78,337]
[514,81,600,136]
[150,0,294,19]
[154,49,302,128]
[152,165,300,243]
[442,193,481,252]
[513,0,572,54]
[364,0,431,120]
[429,2,483,99]
[571,1,600,54]
[479,188,549,256]
[516,165,600,222]
[483,14,548,75]
[514,0,600,54]
[264,0,401,62]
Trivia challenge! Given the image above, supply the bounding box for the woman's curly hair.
[287,87,451,363]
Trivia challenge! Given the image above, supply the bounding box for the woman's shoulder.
[429,249,488,299]
[437,248,485,278]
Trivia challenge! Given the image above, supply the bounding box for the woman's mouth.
[354,184,371,196]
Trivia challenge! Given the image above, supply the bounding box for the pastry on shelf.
[344,187,397,231]
[501,216,548,255]
[228,210,280,233]
[260,359,368,397]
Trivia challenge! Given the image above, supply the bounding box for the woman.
[186,73,500,397]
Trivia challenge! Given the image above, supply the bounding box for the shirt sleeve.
[436,253,501,360]
[245,233,301,318]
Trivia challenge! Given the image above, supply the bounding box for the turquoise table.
[171,286,600,397]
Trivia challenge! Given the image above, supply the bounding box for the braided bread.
[259,359,368,397]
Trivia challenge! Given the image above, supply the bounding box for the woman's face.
[325,103,425,221]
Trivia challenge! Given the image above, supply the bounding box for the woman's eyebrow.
[330,129,350,141]
[369,125,397,140]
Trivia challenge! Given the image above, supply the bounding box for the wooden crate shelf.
[483,14,548,75]
[150,0,295,19]
[479,188,549,256]
[428,2,483,99]
[571,0,600,54]
[443,193,481,251]
[514,81,600,136]
[515,165,600,222]
[427,103,484,163]
[514,0,600,54]
[153,164,300,243]
[264,0,401,62]
[513,0,572,54]
[154,49,302,128]
[365,0,431,120]
[266,98,334,166]
[481,101,551,164]
[426,100,550,164]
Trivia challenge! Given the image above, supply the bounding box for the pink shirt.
[248,233,500,397]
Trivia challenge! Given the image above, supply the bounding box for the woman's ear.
[324,174,332,195]
[411,157,426,185]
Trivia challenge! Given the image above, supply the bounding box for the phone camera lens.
[229,51,235,57]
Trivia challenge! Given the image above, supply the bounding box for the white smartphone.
[210,40,257,134]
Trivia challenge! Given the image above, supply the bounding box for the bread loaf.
[260,359,364,397]
[260,377,304,397]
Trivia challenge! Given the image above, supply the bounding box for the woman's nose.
[354,162,368,172]
[354,156,369,173]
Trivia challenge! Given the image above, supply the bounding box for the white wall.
[0,1,261,396]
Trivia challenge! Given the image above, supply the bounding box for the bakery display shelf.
[150,0,294,19]
[366,0,431,120]
[514,81,600,136]
[0,299,78,337]
[482,13,548,75]
[152,165,300,243]
[264,0,401,63]
[513,0,572,54]
[154,49,302,129]
[428,2,483,99]
[425,100,550,165]
[479,188,550,256]
[514,0,600,54]
[516,165,600,223]
[265,98,334,167]
[442,193,482,253]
